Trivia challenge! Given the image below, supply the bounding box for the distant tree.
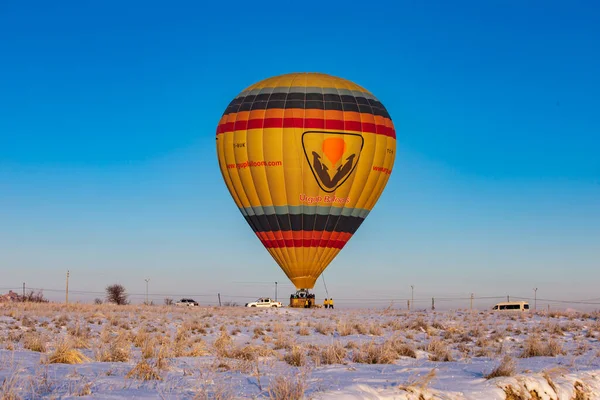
[22,290,49,303]
[164,297,173,306]
[94,298,103,305]
[105,284,128,305]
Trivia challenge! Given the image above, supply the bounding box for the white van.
[492,301,529,311]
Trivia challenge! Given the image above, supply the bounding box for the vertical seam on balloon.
[364,123,395,213]
[300,73,310,286]
[320,79,367,269]
[312,82,335,279]
[232,85,286,270]
[263,74,294,273]
[283,73,302,275]
[361,97,395,214]
[358,90,388,212]
[324,79,359,265]
[221,98,261,236]
[216,104,244,217]
[252,77,291,271]
[305,78,323,287]
[351,95,381,240]
[314,78,355,277]
[313,80,345,273]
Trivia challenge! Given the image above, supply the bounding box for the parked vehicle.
[245,298,283,308]
[492,301,529,311]
[175,298,199,307]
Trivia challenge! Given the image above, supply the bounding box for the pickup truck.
[245,297,283,308]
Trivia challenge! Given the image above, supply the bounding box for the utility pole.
[470,293,474,311]
[275,282,278,302]
[218,293,222,306]
[407,299,410,310]
[431,297,435,311]
[411,285,414,311]
[144,278,150,305]
[66,270,70,304]
[22,282,25,300]
[534,288,538,311]
[507,295,510,302]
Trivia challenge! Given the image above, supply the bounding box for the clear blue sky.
[1,1,598,309]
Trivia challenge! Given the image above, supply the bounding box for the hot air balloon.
[216,72,396,305]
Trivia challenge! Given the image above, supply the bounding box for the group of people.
[323,298,334,309]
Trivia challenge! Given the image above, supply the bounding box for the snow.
[0,304,599,399]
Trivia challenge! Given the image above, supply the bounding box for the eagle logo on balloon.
[302,131,364,193]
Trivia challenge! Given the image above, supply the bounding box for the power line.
[7,286,600,308]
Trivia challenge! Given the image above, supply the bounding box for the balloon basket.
[289,289,318,308]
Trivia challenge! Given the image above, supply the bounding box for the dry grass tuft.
[125,360,163,381]
[0,370,22,400]
[398,368,437,392]
[320,342,347,364]
[384,337,417,358]
[484,355,516,379]
[22,333,46,353]
[213,331,233,356]
[267,370,309,400]
[352,341,396,364]
[283,345,306,366]
[47,338,90,364]
[315,322,333,335]
[96,335,131,362]
[336,320,354,336]
[520,335,565,358]
[427,339,453,362]
[297,325,310,336]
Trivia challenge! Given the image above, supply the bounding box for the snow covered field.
[1,303,599,399]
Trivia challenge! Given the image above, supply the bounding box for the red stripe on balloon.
[216,118,395,138]
[259,238,348,249]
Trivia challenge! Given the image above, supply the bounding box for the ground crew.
[328,298,334,309]
[304,298,309,308]
[323,298,328,309]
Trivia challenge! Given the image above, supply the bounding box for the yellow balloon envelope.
[216,72,396,289]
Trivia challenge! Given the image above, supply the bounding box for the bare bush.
[105,284,128,305]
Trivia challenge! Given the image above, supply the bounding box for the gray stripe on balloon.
[239,206,370,219]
